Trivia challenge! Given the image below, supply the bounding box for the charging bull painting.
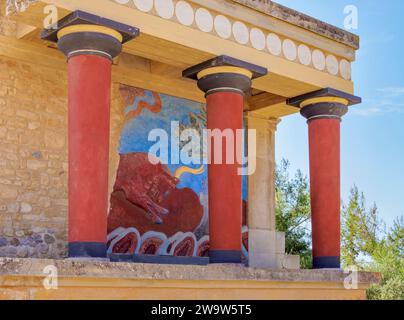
[107,85,248,259]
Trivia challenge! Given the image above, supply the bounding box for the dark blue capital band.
[69,242,107,258]
[313,256,340,269]
[209,250,242,263]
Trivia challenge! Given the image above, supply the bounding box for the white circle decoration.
[298,44,311,66]
[214,15,232,39]
[155,0,175,19]
[232,21,249,45]
[175,1,194,26]
[282,39,297,61]
[340,59,351,80]
[195,8,213,33]
[250,28,266,50]
[326,55,339,75]
[267,33,282,56]
[133,0,153,12]
[312,49,326,70]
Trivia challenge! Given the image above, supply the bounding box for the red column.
[183,56,267,263]
[68,55,112,257]
[287,89,361,269]
[40,11,139,258]
[308,118,341,268]
[207,92,243,263]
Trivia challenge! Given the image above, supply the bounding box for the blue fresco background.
[120,90,208,196]
[119,89,248,201]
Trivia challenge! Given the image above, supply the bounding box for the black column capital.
[41,10,139,60]
[287,87,361,121]
[183,55,267,97]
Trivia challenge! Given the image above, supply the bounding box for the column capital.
[41,10,139,60]
[245,112,281,132]
[183,55,267,96]
[287,87,361,121]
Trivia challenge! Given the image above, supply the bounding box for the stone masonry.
[0,51,69,258]
[0,10,125,259]
[0,10,68,258]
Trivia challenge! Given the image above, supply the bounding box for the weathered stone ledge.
[0,258,380,284]
[232,0,360,49]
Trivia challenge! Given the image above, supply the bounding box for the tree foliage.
[275,161,403,299]
[275,159,312,269]
[341,187,404,300]
[341,185,382,266]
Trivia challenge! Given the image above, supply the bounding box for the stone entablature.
[6,0,356,81]
[232,0,359,49]
[107,0,354,80]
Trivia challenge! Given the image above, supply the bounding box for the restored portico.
[0,0,379,299]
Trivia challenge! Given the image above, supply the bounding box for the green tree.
[341,187,404,300]
[275,159,312,269]
[275,162,403,299]
[341,185,381,267]
[367,217,404,300]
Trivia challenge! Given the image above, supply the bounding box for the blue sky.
[275,0,404,227]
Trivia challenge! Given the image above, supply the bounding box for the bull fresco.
[107,85,248,259]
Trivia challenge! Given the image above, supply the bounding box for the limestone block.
[249,253,278,269]
[248,229,276,254]
[28,121,40,130]
[284,255,301,270]
[275,231,286,254]
[248,229,278,269]
[247,158,275,229]
[16,109,38,121]
[276,254,301,270]
[6,202,19,213]
[0,184,18,199]
[20,203,32,213]
[44,130,65,149]
[0,127,7,138]
[26,160,47,171]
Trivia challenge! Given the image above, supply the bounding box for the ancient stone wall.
[0,10,123,258]
[0,44,70,257]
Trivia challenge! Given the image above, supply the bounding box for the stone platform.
[0,258,380,300]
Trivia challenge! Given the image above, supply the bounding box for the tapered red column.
[41,11,139,257]
[67,54,112,257]
[184,56,267,263]
[288,88,361,269]
[206,90,244,263]
[308,115,342,268]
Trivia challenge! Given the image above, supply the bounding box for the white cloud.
[376,87,404,96]
[352,95,404,117]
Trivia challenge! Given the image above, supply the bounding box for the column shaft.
[68,55,112,257]
[182,55,268,264]
[40,11,139,258]
[287,88,361,269]
[308,118,341,268]
[207,91,243,262]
